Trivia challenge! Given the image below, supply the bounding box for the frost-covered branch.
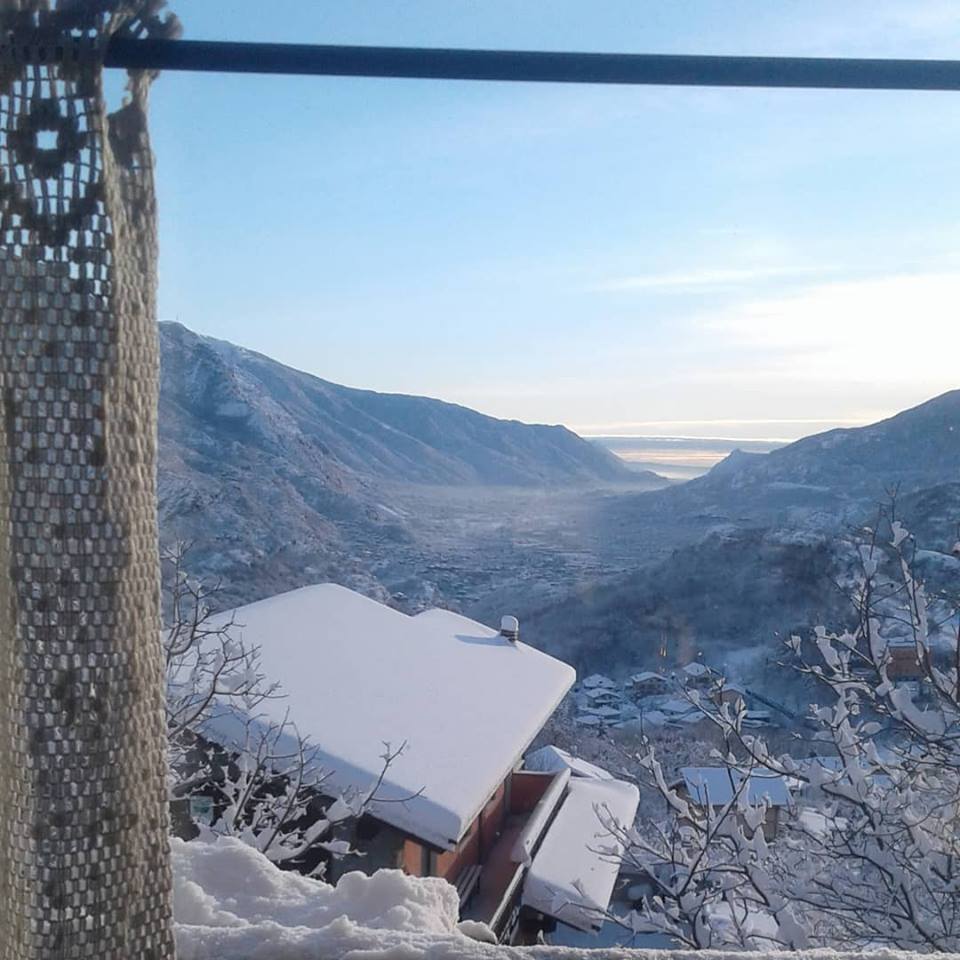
[164,541,280,758]
[163,543,422,876]
[612,508,960,950]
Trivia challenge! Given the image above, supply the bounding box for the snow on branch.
[607,504,960,951]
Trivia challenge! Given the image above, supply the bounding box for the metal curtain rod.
[102,38,960,91]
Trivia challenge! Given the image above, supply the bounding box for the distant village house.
[627,671,670,699]
[673,766,791,841]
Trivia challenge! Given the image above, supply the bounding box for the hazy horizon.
[590,435,785,480]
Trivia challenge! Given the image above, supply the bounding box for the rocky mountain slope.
[516,393,960,678]
[160,322,642,487]
[158,322,663,607]
[662,390,960,519]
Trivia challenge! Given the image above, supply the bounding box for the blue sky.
[151,1,960,440]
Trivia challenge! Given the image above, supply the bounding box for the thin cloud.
[699,270,960,385]
[572,417,867,440]
[593,265,823,293]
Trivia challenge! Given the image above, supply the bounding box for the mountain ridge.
[514,390,960,675]
[157,321,958,681]
[161,321,654,488]
[698,389,960,498]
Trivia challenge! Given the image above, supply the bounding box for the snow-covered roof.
[207,584,575,850]
[659,698,696,716]
[583,705,621,719]
[680,768,791,807]
[524,745,615,782]
[583,687,620,700]
[886,635,918,648]
[581,673,618,689]
[574,715,604,727]
[629,671,667,685]
[673,713,709,725]
[522,778,639,933]
[682,662,712,678]
[511,768,571,867]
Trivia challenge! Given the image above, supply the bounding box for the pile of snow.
[172,836,459,933]
[173,836,498,959]
[173,836,927,959]
[525,744,615,781]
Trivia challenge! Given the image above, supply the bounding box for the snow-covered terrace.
[207,584,576,850]
[522,778,640,933]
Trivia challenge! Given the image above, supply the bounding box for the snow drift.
[172,835,477,958]
[172,836,934,960]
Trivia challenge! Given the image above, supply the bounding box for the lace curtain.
[0,3,179,957]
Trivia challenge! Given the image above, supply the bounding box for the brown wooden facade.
[326,767,562,941]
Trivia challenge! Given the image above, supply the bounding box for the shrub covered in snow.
[165,544,392,876]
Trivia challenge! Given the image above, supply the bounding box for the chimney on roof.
[500,615,519,642]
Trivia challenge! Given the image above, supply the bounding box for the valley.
[158,321,960,696]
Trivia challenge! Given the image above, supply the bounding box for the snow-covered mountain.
[514,393,960,678]
[158,322,664,607]
[680,390,960,513]
[160,322,645,488]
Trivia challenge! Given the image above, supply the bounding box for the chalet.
[638,708,667,728]
[581,673,618,690]
[674,767,791,840]
[204,584,639,943]
[743,709,773,728]
[659,697,698,719]
[582,686,622,707]
[680,661,717,690]
[886,637,923,680]
[573,713,604,729]
[712,681,747,708]
[850,636,926,685]
[581,705,621,723]
[626,671,670,699]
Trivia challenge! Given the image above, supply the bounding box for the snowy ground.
[172,836,931,960]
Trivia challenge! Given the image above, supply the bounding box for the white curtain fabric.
[0,3,179,957]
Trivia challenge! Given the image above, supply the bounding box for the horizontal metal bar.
[103,37,960,91]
